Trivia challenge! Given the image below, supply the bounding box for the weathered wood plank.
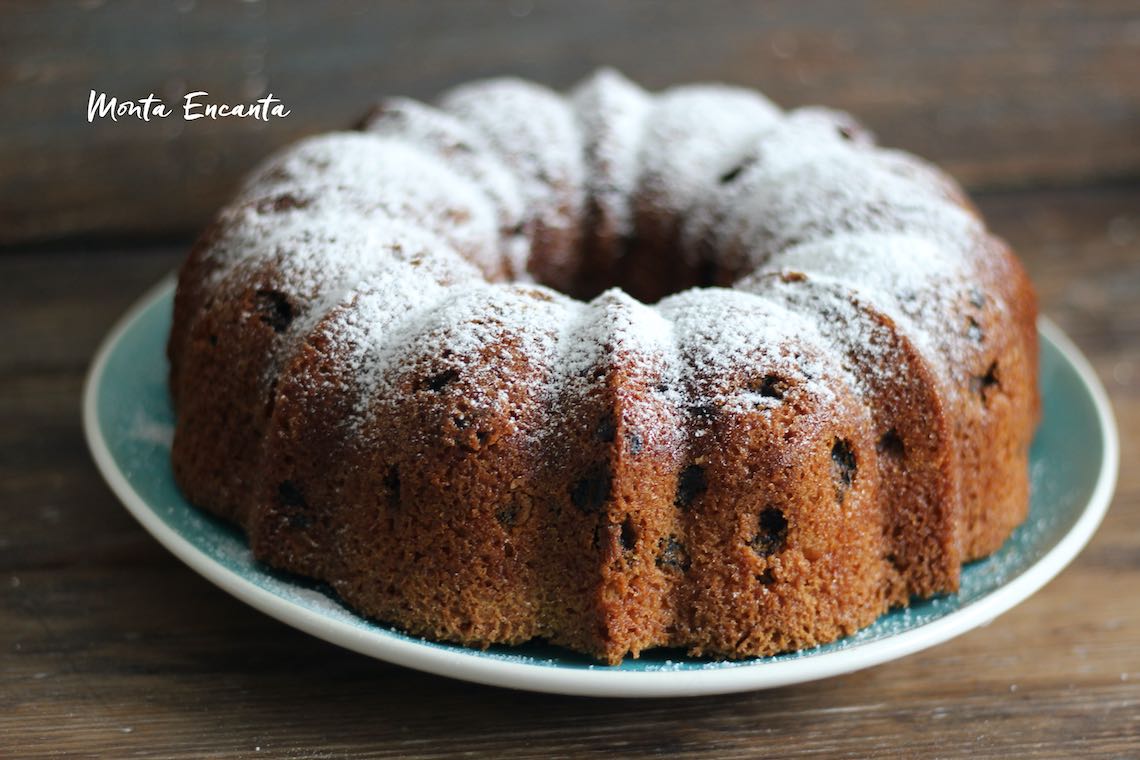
[1,0,1139,244]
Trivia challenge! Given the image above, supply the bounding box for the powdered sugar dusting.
[317,269,457,412]
[658,288,844,415]
[440,78,586,278]
[205,194,479,294]
[129,408,174,449]
[359,97,531,278]
[765,232,960,300]
[683,123,983,273]
[635,83,782,222]
[785,106,876,147]
[236,132,504,279]
[187,69,1005,453]
[572,69,652,243]
[785,232,980,358]
[343,282,576,430]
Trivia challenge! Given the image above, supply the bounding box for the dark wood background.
[2,1,1138,757]
[3,0,1139,245]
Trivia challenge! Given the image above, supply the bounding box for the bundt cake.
[167,69,1039,664]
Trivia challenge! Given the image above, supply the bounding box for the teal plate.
[84,277,1119,697]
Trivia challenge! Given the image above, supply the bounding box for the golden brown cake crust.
[167,70,1039,664]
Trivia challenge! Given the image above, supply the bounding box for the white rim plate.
[83,276,1119,697]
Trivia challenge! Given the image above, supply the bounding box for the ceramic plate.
[83,277,1119,697]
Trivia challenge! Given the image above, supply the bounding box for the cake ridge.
[439,76,587,289]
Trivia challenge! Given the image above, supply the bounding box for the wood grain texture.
[2,185,1139,758]
[1,0,1139,244]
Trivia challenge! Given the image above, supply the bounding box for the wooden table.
[3,2,1138,757]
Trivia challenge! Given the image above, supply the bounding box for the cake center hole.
[537,234,749,303]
